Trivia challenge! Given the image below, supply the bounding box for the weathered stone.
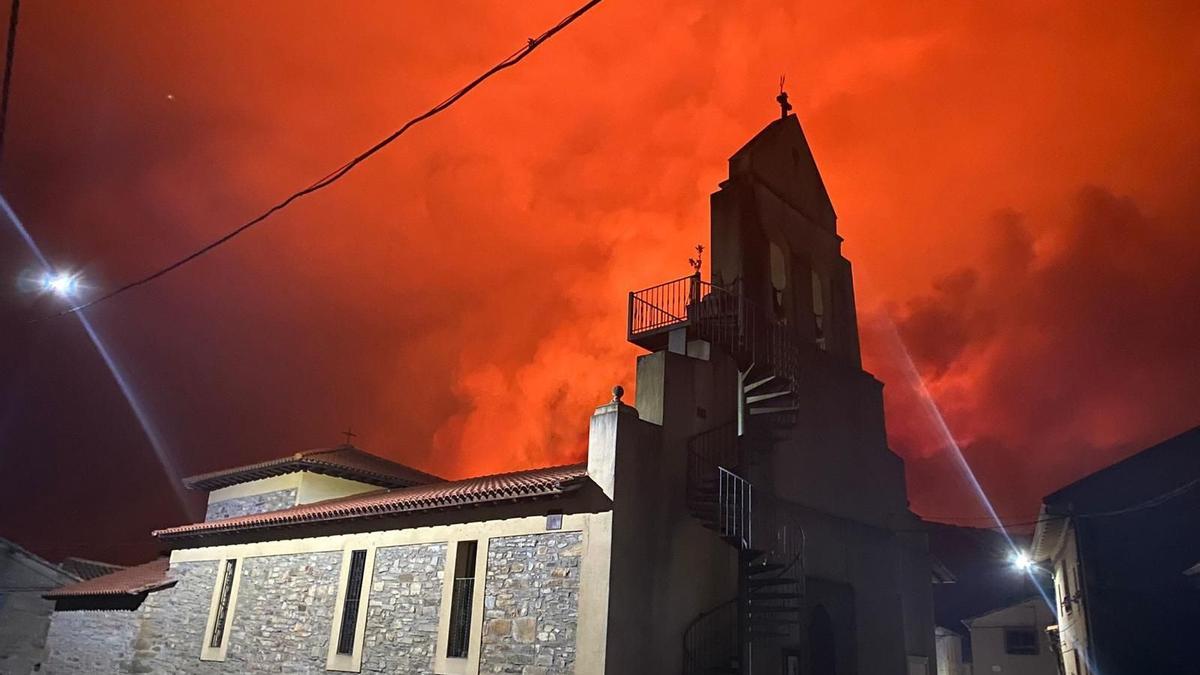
[204,488,298,521]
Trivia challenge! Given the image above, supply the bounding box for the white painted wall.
[966,599,1057,675]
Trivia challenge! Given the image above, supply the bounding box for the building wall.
[480,532,582,674]
[360,542,446,673]
[0,542,76,675]
[204,488,298,521]
[934,628,970,675]
[43,513,609,675]
[42,607,142,673]
[1050,525,1089,675]
[966,599,1057,675]
[203,472,382,522]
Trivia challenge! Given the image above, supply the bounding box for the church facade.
[42,112,934,675]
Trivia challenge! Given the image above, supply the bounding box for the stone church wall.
[360,542,447,673]
[44,531,590,674]
[480,532,583,675]
[204,488,298,521]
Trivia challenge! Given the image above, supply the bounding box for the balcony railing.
[627,274,802,390]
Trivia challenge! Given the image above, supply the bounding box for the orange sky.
[2,1,1199,561]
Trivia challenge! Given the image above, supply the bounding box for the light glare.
[40,270,80,297]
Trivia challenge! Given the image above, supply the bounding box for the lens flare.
[2,194,196,520]
[876,316,1061,614]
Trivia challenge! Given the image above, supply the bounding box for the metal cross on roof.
[341,428,358,445]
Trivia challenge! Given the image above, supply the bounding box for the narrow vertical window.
[210,559,237,648]
[446,541,478,658]
[336,550,368,655]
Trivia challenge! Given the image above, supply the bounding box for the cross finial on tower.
[777,75,792,120]
[341,427,358,446]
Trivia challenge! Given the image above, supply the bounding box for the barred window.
[1004,627,1039,655]
[210,559,237,648]
[446,541,479,658]
[336,550,368,655]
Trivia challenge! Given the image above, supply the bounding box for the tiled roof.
[60,557,125,580]
[44,559,172,599]
[156,463,589,540]
[184,445,444,491]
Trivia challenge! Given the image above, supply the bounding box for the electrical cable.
[41,0,603,320]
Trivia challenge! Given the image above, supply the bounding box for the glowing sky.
[2,1,1198,563]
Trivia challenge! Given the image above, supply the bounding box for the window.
[446,541,479,658]
[336,550,368,655]
[1004,627,1039,655]
[210,559,237,648]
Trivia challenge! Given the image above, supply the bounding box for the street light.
[1012,551,1035,572]
[39,270,81,298]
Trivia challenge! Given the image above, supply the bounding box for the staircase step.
[745,389,792,405]
[747,577,800,588]
[747,592,801,600]
[747,629,790,639]
[751,618,802,626]
[748,405,800,415]
[740,549,766,563]
[742,375,777,393]
[748,606,802,614]
[744,563,786,575]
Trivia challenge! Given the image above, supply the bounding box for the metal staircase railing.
[628,274,803,396]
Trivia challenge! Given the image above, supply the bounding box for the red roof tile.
[44,559,172,599]
[184,445,443,491]
[156,463,589,540]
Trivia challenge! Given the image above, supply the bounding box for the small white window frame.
[326,544,378,673]
[434,538,490,675]
[200,556,243,662]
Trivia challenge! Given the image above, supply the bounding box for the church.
[42,108,935,675]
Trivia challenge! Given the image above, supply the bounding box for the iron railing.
[627,274,803,392]
[446,577,474,658]
[683,598,739,675]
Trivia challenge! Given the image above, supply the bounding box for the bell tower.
[709,111,862,368]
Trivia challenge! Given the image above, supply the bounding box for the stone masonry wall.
[43,608,142,674]
[360,542,447,673]
[220,552,341,672]
[204,488,298,521]
[480,532,583,675]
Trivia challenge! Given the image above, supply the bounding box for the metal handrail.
[682,598,738,675]
[628,274,804,394]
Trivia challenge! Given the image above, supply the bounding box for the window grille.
[446,541,479,658]
[336,550,368,655]
[209,559,237,648]
[1004,627,1039,655]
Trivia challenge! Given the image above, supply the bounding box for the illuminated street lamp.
[1013,551,1035,572]
[39,270,81,298]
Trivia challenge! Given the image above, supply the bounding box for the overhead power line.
[0,0,20,164]
[45,0,603,320]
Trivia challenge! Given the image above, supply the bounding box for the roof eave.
[154,478,587,542]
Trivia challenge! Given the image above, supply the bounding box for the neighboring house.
[934,626,970,675]
[41,109,935,675]
[1031,426,1200,675]
[0,538,79,674]
[962,598,1056,675]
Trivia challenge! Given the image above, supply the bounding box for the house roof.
[1042,425,1200,508]
[0,537,79,588]
[183,444,444,491]
[60,557,125,581]
[44,558,172,599]
[156,463,590,540]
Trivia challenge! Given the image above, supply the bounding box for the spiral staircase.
[627,274,808,675]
